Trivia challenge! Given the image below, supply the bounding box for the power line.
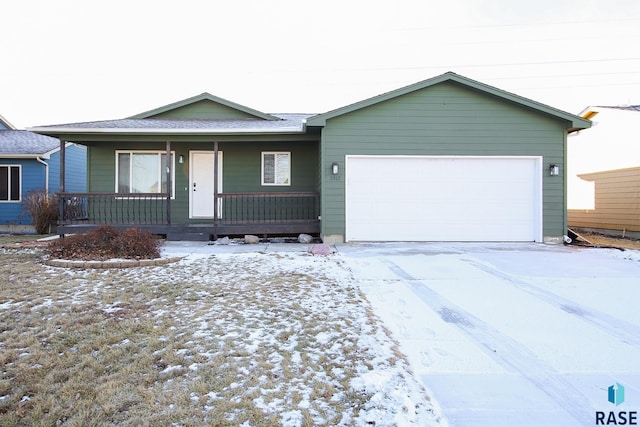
[395,16,640,31]
[443,33,640,46]
[279,57,640,75]
[374,57,640,71]
[512,81,640,91]
[486,70,640,81]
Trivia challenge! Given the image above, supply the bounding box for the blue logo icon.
[609,383,625,406]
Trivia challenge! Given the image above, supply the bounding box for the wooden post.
[166,141,172,225]
[213,140,219,240]
[58,139,66,239]
[213,141,219,218]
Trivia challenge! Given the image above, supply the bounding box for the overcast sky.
[2,0,639,128]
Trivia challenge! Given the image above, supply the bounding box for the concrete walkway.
[161,240,322,255]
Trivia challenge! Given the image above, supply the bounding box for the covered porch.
[56,190,320,240]
[28,92,323,241]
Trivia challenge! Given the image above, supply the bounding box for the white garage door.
[345,156,542,242]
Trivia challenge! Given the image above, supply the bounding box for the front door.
[190,151,223,218]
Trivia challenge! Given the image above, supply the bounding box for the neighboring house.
[0,114,87,233]
[29,72,590,243]
[569,167,640,239]
[567,105,640,238]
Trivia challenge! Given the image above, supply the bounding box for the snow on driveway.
[339,242,640,427]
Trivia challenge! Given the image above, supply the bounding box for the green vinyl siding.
[87,140,318,224]
[221,142,318,192]
[147,100,261,120]
[320,81,569,239]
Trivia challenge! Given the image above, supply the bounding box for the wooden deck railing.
[57,193,169,225]
[57,192,320,226]
[217,192,320,224]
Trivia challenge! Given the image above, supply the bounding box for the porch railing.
[217,192,320,224]
[57,193,169,225]
[56,192,320,226]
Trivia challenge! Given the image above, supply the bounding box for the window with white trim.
[116,151,175,197]
[0,165,21,202]
[261,152,290,186]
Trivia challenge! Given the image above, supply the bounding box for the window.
[116,151,175,197]
[0,165,21,202]
[262,152,290,186]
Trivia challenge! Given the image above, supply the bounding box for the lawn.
[0,239,439,426]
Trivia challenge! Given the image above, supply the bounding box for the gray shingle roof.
[29,114,315,135]
[596,105,640,112]
[0,130,60,156]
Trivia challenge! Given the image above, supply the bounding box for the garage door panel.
[346,156,541,242]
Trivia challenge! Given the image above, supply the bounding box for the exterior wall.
[568,167,640,235]
[0,146,86,228]
[319,81,568,241]
[86,140,319,224]
[219,141,319,192]
[0,158,45,226]
[49,144,87,193]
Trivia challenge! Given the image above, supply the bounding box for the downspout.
[36,156,53,235]
[563,127,569,242]
[36,156,49,193]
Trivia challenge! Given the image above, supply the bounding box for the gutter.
[0,154,49,158]
[27,127,306,136]
[36,156,49,193]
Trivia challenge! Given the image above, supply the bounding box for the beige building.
[568,106,640,238]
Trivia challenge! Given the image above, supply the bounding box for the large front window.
[0,165,20,202]
[116,151,174,196]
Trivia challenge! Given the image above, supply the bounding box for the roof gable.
[0,113,16,130]
[129,92,281,121]
[307,72,591,131]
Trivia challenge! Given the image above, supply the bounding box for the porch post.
[58,139,66,237]
[166,141,172,225]
[213,140,219,222]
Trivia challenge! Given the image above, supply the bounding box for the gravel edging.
[43,256,184,269]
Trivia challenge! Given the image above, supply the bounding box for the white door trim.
[189,151,223,219]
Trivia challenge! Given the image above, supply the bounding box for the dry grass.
[572,229,640,250]
[0,234,48,246]
[0,245,432,426]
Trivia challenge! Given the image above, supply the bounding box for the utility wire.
[367,57,640,71]
[396,16,640,31]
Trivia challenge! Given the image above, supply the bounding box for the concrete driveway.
[337,242,640,427]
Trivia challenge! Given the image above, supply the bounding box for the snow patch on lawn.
[36,248,442,426]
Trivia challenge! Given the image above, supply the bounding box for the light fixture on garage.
[549,164,560,176]
[179,155,184,164]
[332,162,339,175]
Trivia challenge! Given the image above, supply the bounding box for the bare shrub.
[46,226,161,260]
[22,189,58,234]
